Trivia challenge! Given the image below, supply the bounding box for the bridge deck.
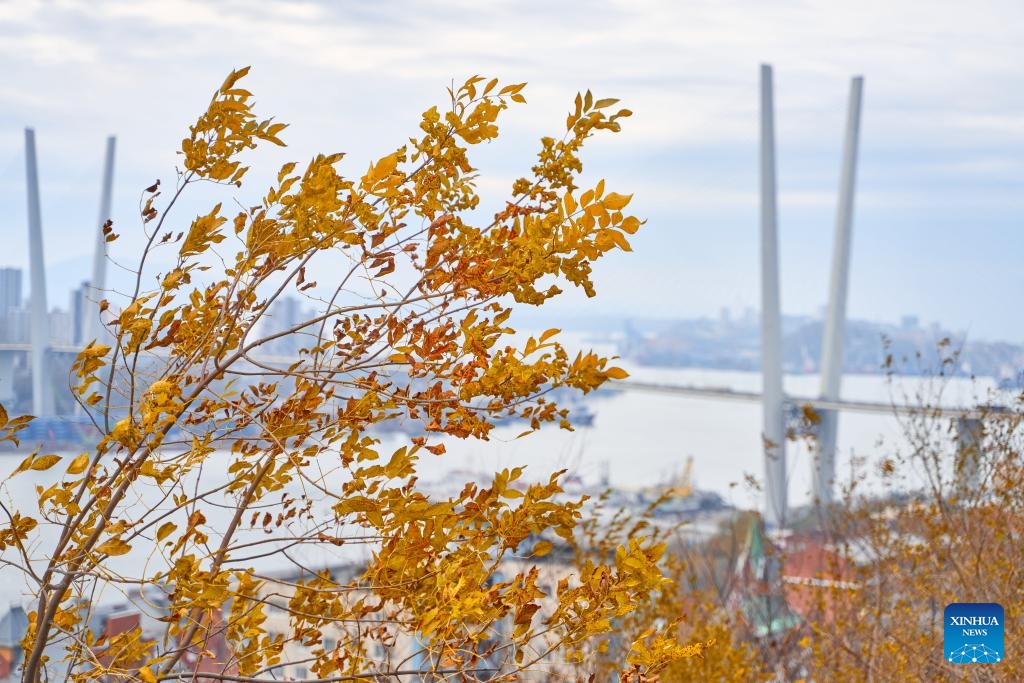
[1,342,1014,421]
[617,380,1014,420]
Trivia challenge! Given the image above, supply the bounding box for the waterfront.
[410,363,999,505]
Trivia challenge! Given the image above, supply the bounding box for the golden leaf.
[605,366,629,380]
[157,522,177,543]
[539,328,561,344]
[96,538,132,557]
[603,192,632,211]
[609,230,632,252]
[65,454,90,475]
[12,453,36,475]
[220,66,251,92]
[620,216,642,234]
[30,454,61,471]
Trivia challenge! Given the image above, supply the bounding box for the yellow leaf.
[620,216,642,234]
[12,453,36,475]
[77,342,111,360]
[157,522,177,543]
[30,454,61,471]
[605,367,629,380]
[180,204,227,257]
[376,153,399,179]
[220,66,251,93]
[564,193,577,215]
[609,230,632,252]
[96,538,132,557]
[533,540,554,557]
[539,328,560,344]
[139,666,157,683]
[66,453,90,475]
[603,192,632,211]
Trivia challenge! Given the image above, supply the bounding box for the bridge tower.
[87,136,116,344]
[814,77,864,508]
[759,64,787,529]
[24,128,54,417]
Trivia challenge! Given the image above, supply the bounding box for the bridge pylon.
[814,77,864,510]
[25,128,54,417]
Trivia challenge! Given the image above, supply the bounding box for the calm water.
[412,363,1000,506]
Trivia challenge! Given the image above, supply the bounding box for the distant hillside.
[619,314,1024,380]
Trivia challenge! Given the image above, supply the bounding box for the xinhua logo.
[944,603,1004,664]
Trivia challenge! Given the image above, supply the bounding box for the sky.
[1,0,1023,339]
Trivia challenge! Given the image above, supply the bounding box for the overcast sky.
[1,0,1022,339]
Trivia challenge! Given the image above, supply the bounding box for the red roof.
[104,612,140,638]
[782,535,859,623]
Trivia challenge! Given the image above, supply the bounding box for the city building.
[0,268,23,344]
[70,280,92,345]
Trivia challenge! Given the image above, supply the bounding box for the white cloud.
[0,32,99,66]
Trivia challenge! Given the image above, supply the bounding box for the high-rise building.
[4,309,28,344]
[49,307,72,345]
[0,267,22,313]
[70,280,91,345]
[266,296,311,355]
[0,268,23,343]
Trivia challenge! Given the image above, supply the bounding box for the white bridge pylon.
[759,65,864,528]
